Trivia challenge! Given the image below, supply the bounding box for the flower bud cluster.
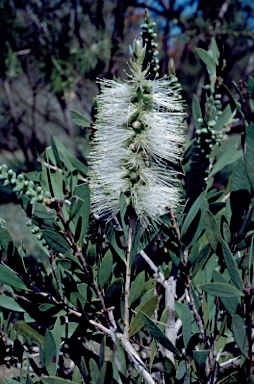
[0,164,50,204]
[89,40,185,227]
[186,92,229,200]
[140,9,159,79]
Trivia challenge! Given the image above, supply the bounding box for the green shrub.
[0,11,253,384]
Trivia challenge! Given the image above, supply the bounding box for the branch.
[218,356,241,373]
[124,222,133,339]
[90,320,156,384]
[139,250,164,284]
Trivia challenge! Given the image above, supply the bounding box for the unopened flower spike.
[88,36,185,228]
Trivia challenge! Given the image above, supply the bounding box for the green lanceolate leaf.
[221,240,243,291]
[129,295,158,337]
[0,264,27,290]
[77,283,88,301]
[70,110,90,127]
[192,243,211,278]
[192,95,202,131]
[14,321,45,346]
[0,222,16,257]
[106,222,126,262]
[130,220,140,267]
[120,192,129,242]
[98,249,113,288]
[195,48,216,75]
[245,123,254,189]
[0,295,26,312]
[43,329,57,375]
[211,144,242,176]
[104,278,123,308]
[176,360,187,380]
[193,350,209,369]
[213,104,232,132]
[181,192,205,236]
[212,270,240,315]
[232,315,248,356]
[182,301,192,349]
[72,366,82,384]
[199,282,244,298]
[72,183,90,246]
[211,37,220,64]
[42,230,72,254]
[204,210,221,253]
[142,312,181,356]
[129,271,145,305]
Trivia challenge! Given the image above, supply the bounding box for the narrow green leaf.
[181,191,206,237]
[231,158,251,193]
[205,211,221,252]
[192,95,202,131]
[130,220,140,267]
[129,295,158,337]
[222,220,231,244]
[221,240,243,291]
[213,105,232,132]
[45,155,64,200]
[86,242,97,265]
[70,110,90,127]
[89,358,99,383]
[195,48,216,74]
[142,313,181,356]
[211,37,220,64]
[97,362,107,384]
[138,220,160,252]
[15,321,45,346]
[98,249,113,288]
[105,278,123,308]
[43,330,57,375]
[0,264,27,290]
[129,271,145,305]
[0,222,16,257]
[199,282,244,297]
[106,222,125,262]
[32,203,55,220]
[232,315,248,356]
[72,183,90,245]
[182,301,192,349]
[0,295,25,312]
[39,303,55,312]
[210,145,243,176]
[245,123,254,189]
[72,366,82,384]
[213,270,240,315]
[77,283,88,301]
[193,350,209,369]
[176,360,187,380]
[69,196,84,222]
[42,230,72,254]
[50,137,75,171]
[192,244,210,278]
[120,192,129,242]
[51,317,62,372]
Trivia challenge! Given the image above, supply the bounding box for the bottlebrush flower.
[88,40,185,227]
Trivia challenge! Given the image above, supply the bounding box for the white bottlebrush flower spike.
[89,39,185,227]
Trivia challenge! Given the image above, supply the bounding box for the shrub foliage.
[0,10,254,384]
